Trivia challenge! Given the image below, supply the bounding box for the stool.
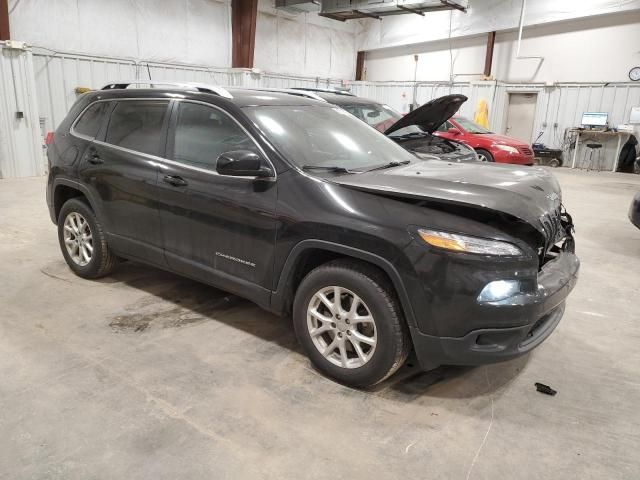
[583,143,603,171]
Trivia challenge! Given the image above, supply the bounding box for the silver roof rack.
[249,87,327,103]
[290,87,355,97]
[101,81,233,99]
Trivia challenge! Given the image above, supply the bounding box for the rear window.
[74,102,110,138]
[105,100,169,156]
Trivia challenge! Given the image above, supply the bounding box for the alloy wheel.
[307,286,377,369]
[63,212,93,266]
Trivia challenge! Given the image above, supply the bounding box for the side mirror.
[216,150,273,178]
[448,127,461,135]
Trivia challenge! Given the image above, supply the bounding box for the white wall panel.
[254,0,357,79]
[33,51,238,134]
[364,12,640,83]
[358,0,640,51]
[0,44,44,178]
[9,0,232,67]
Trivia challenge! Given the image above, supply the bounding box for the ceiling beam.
[231,0,258,69]
[483,31,496,78]
[355,51,365,81]
[0,0,10,41]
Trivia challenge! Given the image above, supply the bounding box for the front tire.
[476,148,494,162]
[58,197,117,279]
[292,259,410,388]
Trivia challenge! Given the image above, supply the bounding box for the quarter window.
[172,102,258,171]
[105,100,169,156]
[74,102,110,138]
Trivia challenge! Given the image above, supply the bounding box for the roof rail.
[290,87,355,97]
[100,81,233,99]
[249,87,327,103]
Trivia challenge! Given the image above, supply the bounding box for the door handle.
[87,149,103,164]
[163,175,188,187]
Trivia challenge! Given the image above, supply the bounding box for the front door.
[157,100,278,304]
[77,99,170,265]
[504,93,537,143]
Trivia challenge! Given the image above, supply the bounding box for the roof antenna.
[146,63,152,81]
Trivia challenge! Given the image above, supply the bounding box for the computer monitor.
[581,112,608,127]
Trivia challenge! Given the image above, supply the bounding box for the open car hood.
[384,94,467,135]
[330,160,563,238]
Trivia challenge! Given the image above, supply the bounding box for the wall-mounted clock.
[630,66,640,81]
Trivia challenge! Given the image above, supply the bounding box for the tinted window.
[74,102,110,138]
[454,117,493,134]
[342,104,398,133]
[105,100,169,156]
[172,102,258,170]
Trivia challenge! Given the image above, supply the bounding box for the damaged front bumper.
[410,251,580,369]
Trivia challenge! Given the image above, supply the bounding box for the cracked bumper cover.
[410,252,580,369]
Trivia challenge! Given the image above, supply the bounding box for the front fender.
[270,239,417,328]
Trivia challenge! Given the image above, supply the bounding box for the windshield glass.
[245,105,415,170]
[454,117,493,134]
[342,103,422,136]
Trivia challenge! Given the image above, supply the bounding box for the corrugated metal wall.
[0,43,44,178]
[3,46,640,178]
[352,80,640,150]
[32,52,240,135]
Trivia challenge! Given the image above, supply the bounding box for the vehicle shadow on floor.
[95,260,529,399]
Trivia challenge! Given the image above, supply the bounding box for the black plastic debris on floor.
[535,382,557,396]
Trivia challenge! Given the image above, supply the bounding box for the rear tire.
[58,197,117,279]
[548,158,561,168]
[292,259,410,388]
[476,149,494,162]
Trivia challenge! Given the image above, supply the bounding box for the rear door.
[156,100,278,303]
[77,99,170,265]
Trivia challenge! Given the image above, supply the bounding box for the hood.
[330,160,562,238]
[384,94,467,136]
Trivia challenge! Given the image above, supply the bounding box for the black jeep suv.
[47,82,579,387]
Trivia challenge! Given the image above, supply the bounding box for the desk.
[569,129,630,172]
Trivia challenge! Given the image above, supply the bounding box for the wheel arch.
[270,240,417,328]
[52,178,101,225]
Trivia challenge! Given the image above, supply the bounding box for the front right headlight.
[495,145,519,154]
[418,229,524,256]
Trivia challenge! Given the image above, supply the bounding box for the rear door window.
[105,100,169,156]
[74,102,110,138]
[171,102,259,171]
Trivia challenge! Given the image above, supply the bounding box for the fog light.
[477,280,521,303]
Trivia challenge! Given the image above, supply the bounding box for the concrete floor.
[1,168,639,479]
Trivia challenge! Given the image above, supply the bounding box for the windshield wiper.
[302,165,352,173]
[364,160,410,172]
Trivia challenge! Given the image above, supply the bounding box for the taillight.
[45,131,54,146]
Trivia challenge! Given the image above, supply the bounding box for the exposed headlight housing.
[417,229,524,256]
[494,145,519,154]
[477,280,521,303]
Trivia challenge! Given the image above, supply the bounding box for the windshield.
[245,105,415,171]
[342,103,422,136]
[454,117,493,134]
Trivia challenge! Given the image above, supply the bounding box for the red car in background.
[435,116,535,165]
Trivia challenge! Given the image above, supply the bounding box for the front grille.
[518,146,533,156]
